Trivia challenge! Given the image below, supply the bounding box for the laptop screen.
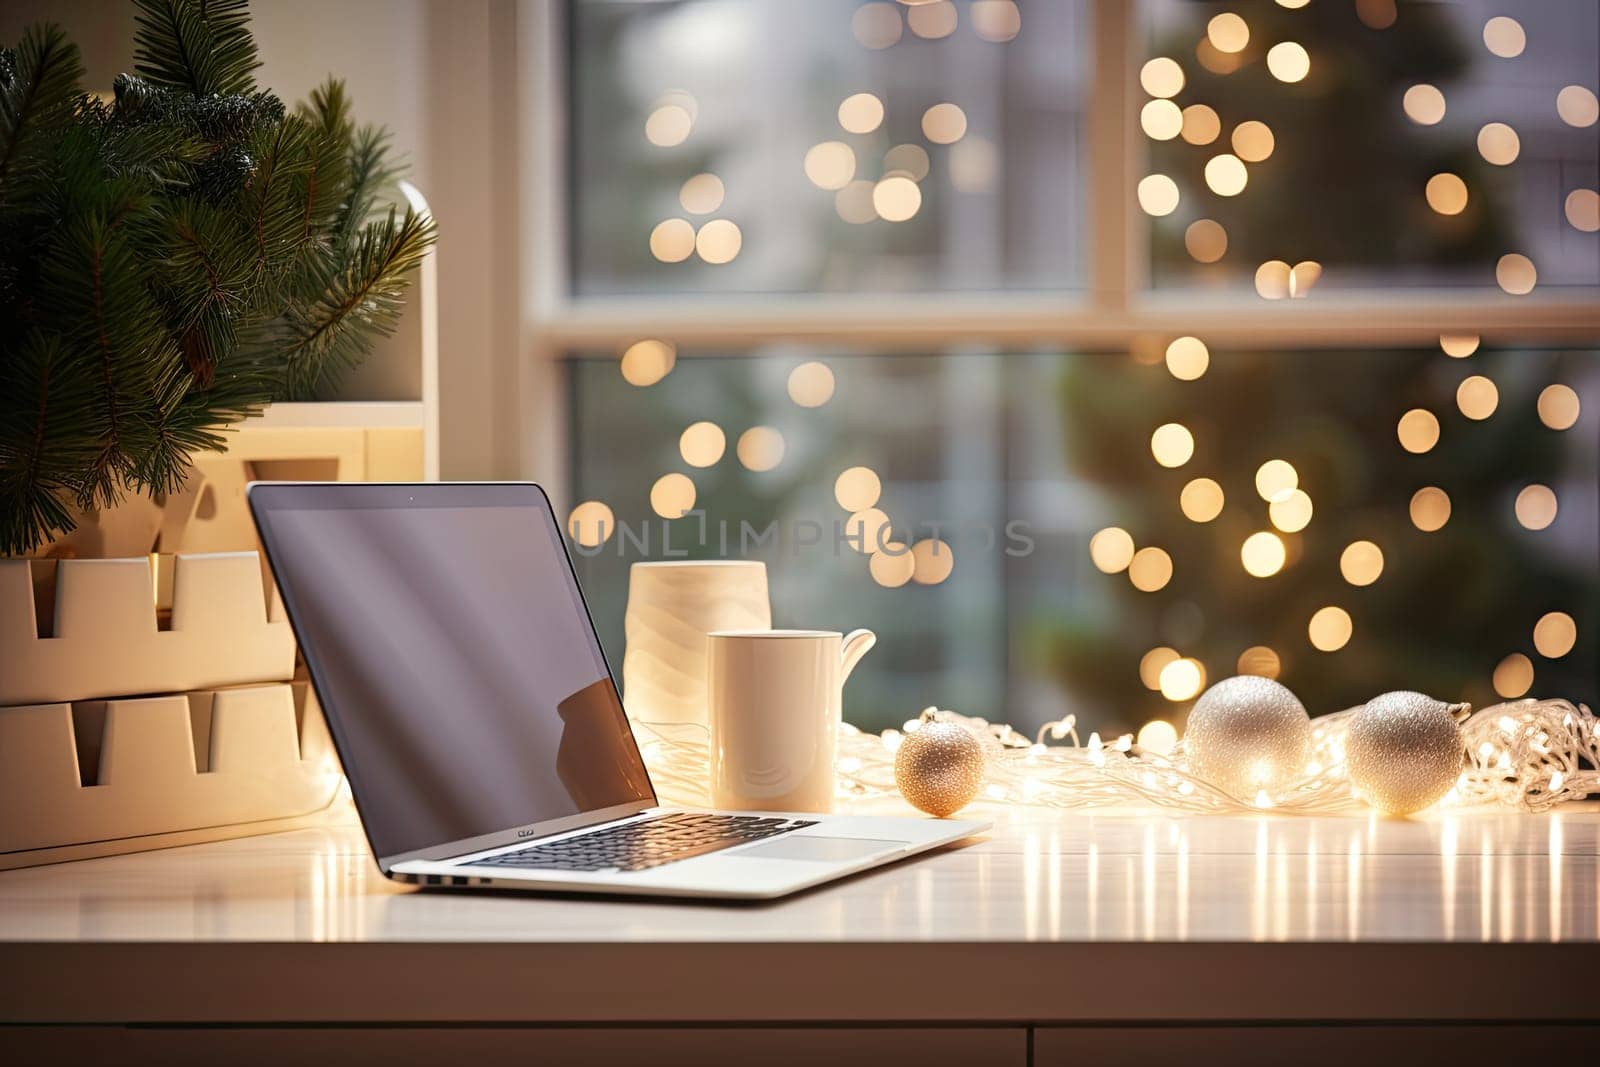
[250,483,655,861]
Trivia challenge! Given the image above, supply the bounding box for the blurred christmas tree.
[1043,1,1598,725]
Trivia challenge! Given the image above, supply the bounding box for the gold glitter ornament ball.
[1184,675,1312,800]
[1347,691,1468,816]
[895,718,987,817]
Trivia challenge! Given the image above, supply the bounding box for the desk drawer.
[2,1025,1025,1065]
[1034,1025,1594,1066]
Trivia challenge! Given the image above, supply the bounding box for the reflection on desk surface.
[0,803,1595,944]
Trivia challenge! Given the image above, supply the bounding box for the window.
[537,1,1600,738]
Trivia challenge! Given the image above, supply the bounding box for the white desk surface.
[3,801,1597,1025]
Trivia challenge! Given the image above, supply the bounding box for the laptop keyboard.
[466,812,818,873]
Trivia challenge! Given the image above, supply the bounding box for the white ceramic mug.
[706,629,876,813]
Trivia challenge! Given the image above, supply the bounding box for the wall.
[0,0,525,479]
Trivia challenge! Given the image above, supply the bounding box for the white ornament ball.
[1184,675,1312,800]
[1346,691,1467,816]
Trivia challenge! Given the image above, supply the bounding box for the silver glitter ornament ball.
[1184,675,1312,800]
[1346,691,1468,816]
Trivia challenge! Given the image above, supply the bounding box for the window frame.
[517,0,1600,499]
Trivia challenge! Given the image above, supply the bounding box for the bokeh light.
[1231,120,1274,162]
[1137,174,1180,217]
[1356,0,1397,30]
[1397,408,1440,453]
[1308,606,1353,652]
[735,427,785,472]
[852,2,903,49]
[1515,485,1558,531]
[846,508,890,554]
[1185,219,1228,262]
[1566,189,1600,232]
[1410,487,1451,532]
[567,501,615,548]
[1493,653,1534,698]
[1403,84,1446,125]
[1482,15,1525,58]
[1150,422,1195,467]
[1180,477,1225,522]
[1204,153,1248,196]
[970,0,1022,43]
[787,361,836,407]
[1477,122,1520,166]
[619,339,676,386]
[1090,527,1136,574]
[948,136,998,192]
[1165,336,1209,380]
[1207,12,1249,53]
[1237,645,1281,679]
[1534,612,1578,659]
[1255,259,1291,299]
[835,466,883,511]
[1537,384,1581,430]
[1140,647,1180,690]
[1266,42,1310,83]
[1140,57,1185,98]
[1159,657,1206,701]
[1254,459,1298,502]
[1455,375,1499,420]
[644,103,693,147]
[883,143,931,181]
[921,102,968,144]
[1141,99,1182,140]
[650,473,696,519]
[678,421,726,467]
[679,173,725,215]
[910,538,955,585]
[1496,253,1536,295]
[1137,718,1180,755]
[873,176,923,221]
[1241,531,1287,577]
[1425,173,1468,215]
[805,141,856,190]
[907,0,957,39]
[1269,489,1313,533]
[870,544,916,588]
[838,92,885,134]
[1128,547,1174,592]
[1340,541,1384,586]
[1290,260,1321,297]
[1556,85,1599,128]
[1180,104,1222,145]
[695,219,742,264]
[649,218,695,262]
[1440,333,1480,358]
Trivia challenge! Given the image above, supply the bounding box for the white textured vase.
[622,561,771,728]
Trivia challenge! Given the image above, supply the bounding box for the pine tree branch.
[0,24,84,198]
[132,0,259,98]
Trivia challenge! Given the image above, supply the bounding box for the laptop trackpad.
[734,836,908,862]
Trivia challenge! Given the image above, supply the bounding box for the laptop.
[247,482,988,900]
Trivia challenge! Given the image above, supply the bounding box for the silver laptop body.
[248,482,986,901]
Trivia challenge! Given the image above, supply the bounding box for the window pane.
[1142,0,1600,293]
[569,0,1089,295]
[567,346,1598,740]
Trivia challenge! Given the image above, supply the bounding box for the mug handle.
[839,629,876,684]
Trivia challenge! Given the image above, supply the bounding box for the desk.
[2,802,1596,1064]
